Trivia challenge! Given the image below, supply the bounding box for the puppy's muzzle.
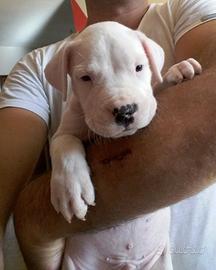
[112,103,138,128]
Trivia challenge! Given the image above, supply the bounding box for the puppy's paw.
[164,58,202,85]
[50,160,95,223]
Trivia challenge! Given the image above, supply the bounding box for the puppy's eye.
[80,75,91,82]
[136,65,143,72]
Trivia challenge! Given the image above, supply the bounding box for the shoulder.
[166,0,216,44]
[6,34,77,94]
[22,34,77,73]
[0,35,77,130]
[167,0,216,14]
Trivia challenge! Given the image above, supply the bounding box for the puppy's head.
[45,22,164,138]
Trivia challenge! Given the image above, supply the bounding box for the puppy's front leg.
[50,99,95,223]
[163,58,202,85]
[50,135,95,222]
[155,58,202,91]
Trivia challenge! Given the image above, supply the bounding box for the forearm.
[0,109,47,230]
[0,108,47,269]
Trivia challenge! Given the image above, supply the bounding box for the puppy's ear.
[136,31,164,85]
[44,42,73,101]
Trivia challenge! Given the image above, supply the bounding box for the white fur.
[164,58,202,85]
[45,22,202,222]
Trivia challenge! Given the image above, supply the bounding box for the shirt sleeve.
[0,49,50,126]
[171,0,216,44]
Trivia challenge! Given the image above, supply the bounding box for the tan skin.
[86,0,150,29]
[0,108,47,270]
[0,0,216,269]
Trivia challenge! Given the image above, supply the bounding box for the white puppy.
[45,22,201,269]
[45,21,201,222]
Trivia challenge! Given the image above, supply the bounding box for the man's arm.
[0,108,48,268]
[14,21,216,269]
[0,108,47,225]
[175,20,216,67]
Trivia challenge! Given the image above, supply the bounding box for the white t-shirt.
[1,0,216,269]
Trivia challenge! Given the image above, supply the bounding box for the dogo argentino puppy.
[45,22,202,270]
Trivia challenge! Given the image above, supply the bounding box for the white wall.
[0,46,30,75]
[0,0,73,75]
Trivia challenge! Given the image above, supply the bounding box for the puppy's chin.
[86,122,134,139]
[87,123,140,139]
[87,117,156,139]
[112,128,138,138]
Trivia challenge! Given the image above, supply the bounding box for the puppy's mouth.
[114,127,138,138]
[86,122,138,139]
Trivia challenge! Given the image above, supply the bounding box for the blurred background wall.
[0,0,166,76]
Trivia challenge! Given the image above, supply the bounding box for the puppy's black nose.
[112,103,138,128]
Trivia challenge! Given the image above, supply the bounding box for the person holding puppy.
[1,0,216,269]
